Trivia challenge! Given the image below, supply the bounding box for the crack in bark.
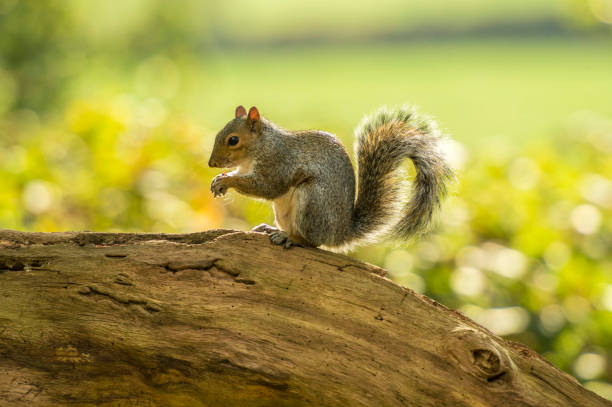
[234,278,256,285]
[210,260,240,277]
[0,256,53,272]
[79,284,162,313]
[209,358,292,392]
[162,258,255,285]
[213,261,256,285]
[114,273,133,286]
[105,253,128,258]
[164,259,217,273]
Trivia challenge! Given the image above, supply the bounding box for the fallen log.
[0,229,609,406]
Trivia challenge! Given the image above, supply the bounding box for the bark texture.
[0,229,609,407]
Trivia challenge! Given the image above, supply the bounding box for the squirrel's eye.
[228,136,240,146]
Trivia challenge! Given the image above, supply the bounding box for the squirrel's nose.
[208,159,216,167]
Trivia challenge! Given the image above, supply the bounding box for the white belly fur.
[273,187,297,235]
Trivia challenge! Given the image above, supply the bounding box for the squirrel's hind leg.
[293,181,351,248]
[269,230,301,249]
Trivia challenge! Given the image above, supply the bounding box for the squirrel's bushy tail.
[351,105,452,244]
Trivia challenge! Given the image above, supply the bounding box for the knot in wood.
[445,325,515,386]
[472,348,501,377]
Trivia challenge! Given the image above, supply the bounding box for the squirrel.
[208,104,452,250]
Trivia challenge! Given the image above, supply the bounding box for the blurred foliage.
[1,0,611,400]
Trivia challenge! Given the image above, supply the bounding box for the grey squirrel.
[208,105,452,250]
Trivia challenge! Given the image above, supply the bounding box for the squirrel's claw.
[211,174,230,197]
[252,223,276,233]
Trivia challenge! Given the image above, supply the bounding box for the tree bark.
[0,229,609,407]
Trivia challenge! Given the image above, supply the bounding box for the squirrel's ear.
[248,106,260,123]
[247,106,261,132]
[235,105,247,118]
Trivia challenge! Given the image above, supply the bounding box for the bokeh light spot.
[539,304,566,334]
[451,266,486,296]
[563,295,591,323]
[601,285,612,312]
[484,242,527,279]
[581,173,612,209]
[22,181,55,214]
[574,353,606,380]
[531,269,559,293]
[570,204,601,235]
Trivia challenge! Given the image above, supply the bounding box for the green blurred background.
[1,0,611,398]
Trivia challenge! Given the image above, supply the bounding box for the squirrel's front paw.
[211,174,232,197]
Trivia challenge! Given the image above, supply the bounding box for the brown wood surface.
[0,229,609,407]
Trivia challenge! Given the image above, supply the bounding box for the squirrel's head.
[208,105,262,168]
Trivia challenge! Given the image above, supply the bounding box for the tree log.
[0,229,609,407]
